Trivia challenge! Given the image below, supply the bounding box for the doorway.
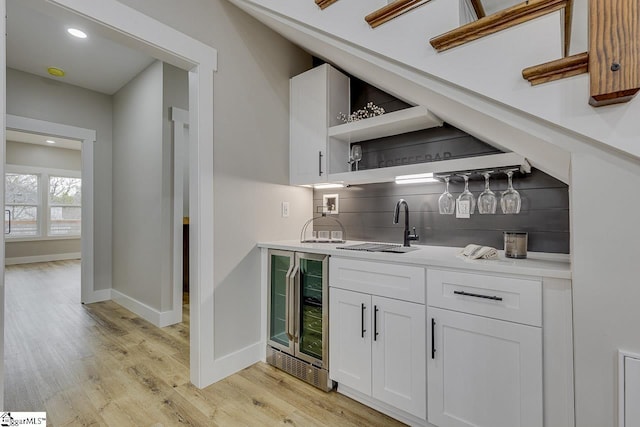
[1,0,217,394]
[5,116,95,303]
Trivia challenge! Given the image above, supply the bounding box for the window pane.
[49,207,81,235]
[49,176,81,205]
[5,173,38,204]
[6,205,38,237]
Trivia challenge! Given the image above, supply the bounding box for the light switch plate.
[322,194,339,214]
[456,200,470,219]
[281,201,289,218]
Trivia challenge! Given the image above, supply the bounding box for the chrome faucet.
[393,199,419,247]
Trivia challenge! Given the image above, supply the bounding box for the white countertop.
[257,240,571,280]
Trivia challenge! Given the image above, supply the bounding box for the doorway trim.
[43,0,218,388]
[5,115,98,304]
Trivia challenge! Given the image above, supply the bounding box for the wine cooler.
[267,250,333,391]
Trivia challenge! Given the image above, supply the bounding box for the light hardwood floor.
[4,260,404,426]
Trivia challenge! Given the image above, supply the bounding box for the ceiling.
[6,0,156,95]
[6,130,82,151]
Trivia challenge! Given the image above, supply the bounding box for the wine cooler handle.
[284,264,294,341]
[287,265,299,340]
[431,318,436,359]
[361,303,366,338]
[374,305,379,341]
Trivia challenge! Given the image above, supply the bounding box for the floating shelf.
[328,106,443,143]
[328,152,529,185]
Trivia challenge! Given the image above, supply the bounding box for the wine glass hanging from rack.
[436,166,527,215]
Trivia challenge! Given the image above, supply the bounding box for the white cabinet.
[330,288,426,420]
[372,295,426,418]
[427,269,543,427]
[289,64,349,186]
[329,288,371,395]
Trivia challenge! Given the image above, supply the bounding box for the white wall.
[112,61,165,311]
[116,0,313,366]
[5,68,112,291]
[5,141,82,260]
[571,152,640,427]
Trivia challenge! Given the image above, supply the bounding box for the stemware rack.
[436,161,530,216]
[434,160,531,181]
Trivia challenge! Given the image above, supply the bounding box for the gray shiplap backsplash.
[313,168,570,253]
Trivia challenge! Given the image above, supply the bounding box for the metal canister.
[504,231,528,259]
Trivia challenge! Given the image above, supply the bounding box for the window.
[5,169,81,239]
[49,176,82,236]
[5,173,39,237]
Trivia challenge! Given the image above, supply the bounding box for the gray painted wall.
[112,61,165,311]
[112,61,189,313]
[6,68,113,291]
[116,0,313,360]
[6,140,81,171]
[5,141,82,259]
[6,240,80,259]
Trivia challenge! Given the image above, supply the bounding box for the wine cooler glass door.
[267,250,295,353]
[295,253,329,368]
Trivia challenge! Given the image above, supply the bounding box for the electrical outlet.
[281,201,290,218]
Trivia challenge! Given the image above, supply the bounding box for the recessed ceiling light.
[46,140,56,144]
[47,67,65,77]
[67,28,87,39]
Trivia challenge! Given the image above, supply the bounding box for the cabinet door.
[428,307,542,427]
[371,296,426,420]
[289,66,328,185]
[295,253,328,367]
[267,250,294,354]
[329,288,371,395]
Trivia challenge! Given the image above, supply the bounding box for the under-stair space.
[228,0,640,166]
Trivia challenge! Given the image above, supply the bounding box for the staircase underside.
[228,0,640,183]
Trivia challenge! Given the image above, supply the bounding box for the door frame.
[1,0,218,389]
[5,115,97,303]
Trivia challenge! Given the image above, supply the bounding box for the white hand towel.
[459,244,499,260]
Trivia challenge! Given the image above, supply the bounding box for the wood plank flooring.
[4,260,405,426]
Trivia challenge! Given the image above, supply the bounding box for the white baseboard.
[110,289,181,328]
[158,307,182,328]
[5,252,81,265]
[83,288,111,304]
[207,341,264,385]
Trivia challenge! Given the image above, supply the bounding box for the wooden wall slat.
[589,0,640,106]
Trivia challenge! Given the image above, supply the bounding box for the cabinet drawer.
[427,269,541,326]
[330,257,425,303]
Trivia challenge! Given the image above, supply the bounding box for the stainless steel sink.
[336,243,420,253]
